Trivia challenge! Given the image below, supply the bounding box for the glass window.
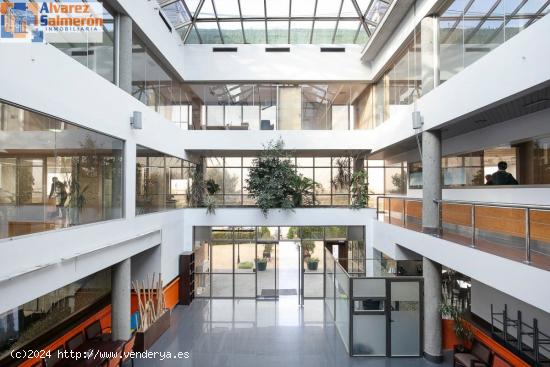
[0,103,123,240]
[0,269,110,361]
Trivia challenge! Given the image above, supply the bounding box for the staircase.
[491,304,550,366]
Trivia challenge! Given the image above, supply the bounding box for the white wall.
[183,44,370,82]
[371,220,550,313]
[182,208,376,251]
[182,129,375,153]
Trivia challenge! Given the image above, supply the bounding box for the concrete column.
[421,129,443,362]
[191,98,203,129]
[423,257,443,363]
[111,258,131,341]
[118,15,133,94]
[420,15,440,94]
[422,130,442,235]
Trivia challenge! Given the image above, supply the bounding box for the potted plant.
[256,258,268,271]
[307,257,320,271]
[440,303,473,352]
[132,274,171,352]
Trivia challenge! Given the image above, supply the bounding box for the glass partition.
[335,261,351,352]
[439,0,550,84]
[0,268,111,363]
[136,146,195,214]
[53,1,115,83]
[0,102,123,240]
[188,83,367,130]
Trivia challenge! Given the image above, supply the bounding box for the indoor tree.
[245,139,318,217]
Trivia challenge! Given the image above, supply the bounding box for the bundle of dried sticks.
[132,273,166,332]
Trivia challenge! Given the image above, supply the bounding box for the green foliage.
[390,172,407,194]
[307,257,320,264]
[245,139,318,216]
[237,261,254,270]
[302,240,316,257]
[331,157,352,191]
[350,169,369,209]
[440,303,473,344]
[188,163,218,215]
[205,178,220,195]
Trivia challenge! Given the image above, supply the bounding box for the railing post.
[534,318,539,363]
[503,304,508,342]
[525,208,531,264]
[517,311,522,352]
[438,200,442,237]
[491,303,495,335]
[403,199,407,228]
[471,204,476,248]
[388,197,392,225]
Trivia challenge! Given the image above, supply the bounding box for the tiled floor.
[134,298,452,367]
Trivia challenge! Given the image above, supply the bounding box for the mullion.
[237,0,246,43]
[211,0,224,44]
[310,0,319,44]
[332,0,345,44]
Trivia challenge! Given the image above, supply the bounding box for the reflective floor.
[134,298,452,367]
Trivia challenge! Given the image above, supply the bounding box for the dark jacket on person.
[491,170,518,185]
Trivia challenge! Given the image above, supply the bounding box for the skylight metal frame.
[439,0,549,45]
[158,0,392,44]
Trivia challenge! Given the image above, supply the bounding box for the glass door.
[277,240,300,299]
[389,280,422,357]
[256,241,277,299]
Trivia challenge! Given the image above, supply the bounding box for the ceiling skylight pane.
[220,22,244,43]
[315,0,343,17]
[340,0,359,17]
[365,0,389,23]
[290,0,316,17]
[243,21,266,43]
[240,0,265,17]
[162,1,190,28]
[185,25,201,44]
[184,0,202,17]
[266,0,290,17]
[267,21,289,44]
[212,0,241,18]
[356,0,373,15]
[311,21,337,43]
[197,0,215,18]
[290,21,313,43]
[196,22,222,43]
[334,20,360,43]
[355,26,369,44]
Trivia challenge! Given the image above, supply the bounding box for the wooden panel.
[389,198,405,226]
[469,322,531,367]
[475,206,526,238]
[530,209,550,243]
[442,203,472,227]
[8,221,56,237]
[406,200,422,219]
[445,319,531,367]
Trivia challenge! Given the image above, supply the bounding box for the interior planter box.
[134,309,171,352]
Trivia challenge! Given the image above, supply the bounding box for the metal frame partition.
[325,248,424,357]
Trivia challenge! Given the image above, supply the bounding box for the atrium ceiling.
[158,0,392,44]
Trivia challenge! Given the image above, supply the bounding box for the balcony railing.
[376,196,550,271]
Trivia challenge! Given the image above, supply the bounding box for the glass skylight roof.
[158,0,392,44]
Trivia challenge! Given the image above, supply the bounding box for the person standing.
[491,161,518,185]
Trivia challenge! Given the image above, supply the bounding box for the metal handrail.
[376,195,550,265]
[377,195,550,211]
